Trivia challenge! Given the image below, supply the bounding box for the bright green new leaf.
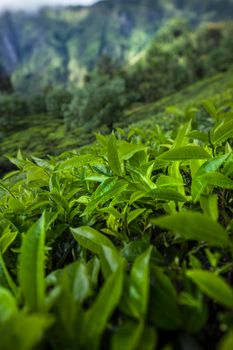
[172,120,192,148]
[128,246,152,319]
[0,227,18,254]
[19,212,46,312]
[0,252,18,296]
[71,226,117,255]
[0,313,53,350]
[200,195,219,221]
[203,100,217,120]
[0,287,17,323]
[107,134,122,176]
[127,208,146,224]
[118,141,147,161]
[218,330,233,350]
[158,146,211,161]
[212,119,233,145]
[202,172,233,189]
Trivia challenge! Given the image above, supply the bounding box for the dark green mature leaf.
[152,212,229,246]
[188,130,209,143]
[71,226,117,255]
[149,267,182,330]
[121,240,150,262]
[19,212,46,312]
[158,146,211,161]
[100,245,125,278]
[0,313,52,350]
[111,321,144,350]
[108,134,122,176]
[138,326,157,350]
[187,270,233,308]
[83,264,124,350]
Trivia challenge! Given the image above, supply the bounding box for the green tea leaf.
[128,246,152,319]
[149,188,186,202]
[203,100,217,120]
[0,313,52,350]
[127,208,146,224]
[218,330,233,350]
[71,226,116,255]
[0,287,17,323]
[19,212,46,312]
[118,141,147,161]
[100,245,124,278]
[149,267,182,330]
[158,146,211,161]
[200,195,219,221]
[0,227,18,254]
[172,120,191,148]
[111,321,144,350]
[0,252,18,296]
[187,270,233,308]
[202,172,233,189]
[213,119,233,145]
[152,212,228,246]
[107,134,122,176]
[83,264,124,350]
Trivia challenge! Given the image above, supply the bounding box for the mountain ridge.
[0,0,233,92]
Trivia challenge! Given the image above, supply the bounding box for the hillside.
[0,67,233,350]
[0,1,233,349]
[0,0,233,92]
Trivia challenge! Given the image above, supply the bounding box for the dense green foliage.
[127,20,233,102]
[0,2,233,349]
[0,90,233,349]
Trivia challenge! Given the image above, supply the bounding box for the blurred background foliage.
[0,0,233,174]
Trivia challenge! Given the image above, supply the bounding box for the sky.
[0,0,99,12]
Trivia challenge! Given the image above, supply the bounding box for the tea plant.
[0,96,233,350]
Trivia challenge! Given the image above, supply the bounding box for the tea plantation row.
[0,95,233,349]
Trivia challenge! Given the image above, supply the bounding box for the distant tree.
[95,55,123,78]
[0,63,13,93]
[46,88,72,119]
[66,74,127,130]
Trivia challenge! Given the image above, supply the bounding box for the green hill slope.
[1,68,232,173]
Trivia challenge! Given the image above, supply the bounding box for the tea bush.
[0,94,232,350]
